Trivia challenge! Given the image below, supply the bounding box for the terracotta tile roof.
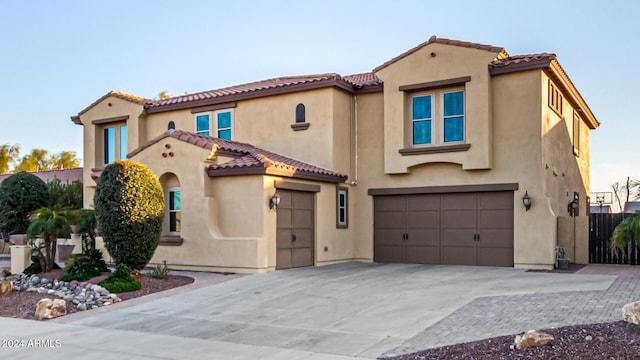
[128,130,347,183]
[343,72,381,88]
[373,35,505,73]
[72,91,154,124]
[489,53,556,75]
[0,168,83,185]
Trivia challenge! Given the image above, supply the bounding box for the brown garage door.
[276,190,314,269]
[374,191,513,267]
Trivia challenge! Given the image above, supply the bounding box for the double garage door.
[374,191,514,267]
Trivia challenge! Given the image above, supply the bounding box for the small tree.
[0,172,50,234]
[78,209,98,251]
[94,160,164,270]
[47,179,83,209]
[26,207,71,272]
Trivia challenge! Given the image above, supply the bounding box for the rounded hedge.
[94,160,164,270]
[0,171,50,234]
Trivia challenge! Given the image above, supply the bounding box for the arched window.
[295,104,306,123]
[168,121,175,131]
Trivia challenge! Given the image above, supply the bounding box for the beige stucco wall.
[375,43,497,173]
[78,96,145,208]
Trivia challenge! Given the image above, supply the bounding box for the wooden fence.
[589,213,640,265]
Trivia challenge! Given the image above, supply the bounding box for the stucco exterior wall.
[375,43,498,173]
[78,96,144,207]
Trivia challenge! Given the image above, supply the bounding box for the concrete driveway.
[0,262,618,359]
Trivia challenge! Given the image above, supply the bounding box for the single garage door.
[374,191,513,267]
[276,190,314,269]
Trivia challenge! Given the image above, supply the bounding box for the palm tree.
[27,207,71,272]
[611,212,640,256]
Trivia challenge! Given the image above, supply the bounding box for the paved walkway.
[383,264,640,357]
[0,263,638,360]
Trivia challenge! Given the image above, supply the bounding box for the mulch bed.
[388,321,640,360]
[0,269,194,319]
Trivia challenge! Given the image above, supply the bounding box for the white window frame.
[336,187,348,228]
[214,109,234,140]
[194,112,212,136]
[411,94,435,146]
[166,187,181,235]
[440,89,465,144]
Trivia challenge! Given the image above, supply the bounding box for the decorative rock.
[69,280,78,287]
[31,276,41,284]
[77,303,87,311]
[101,290,109,296]
[40,278,53,285]
[514,330,554,350]
[47,289,55,295]
[37,288,48,294]
[0,281,12,296]
[622,301,640,325]
[34,298,67,320]
[585,335,593,341]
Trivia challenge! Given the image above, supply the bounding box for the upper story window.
[295,104,306,123]
[549,80,563,116]
[410,88,465,146]
[412,95,433,145]
[573,112,580,156]
[195,109,233,140]
[103,124,127,164]
[442,91,464,143]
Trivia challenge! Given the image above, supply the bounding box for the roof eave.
[146,79,357,114]
[546,60,600,129]
[207,165,347,184]
[71,115,82,125]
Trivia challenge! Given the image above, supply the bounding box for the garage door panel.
[407,229,439,246]
[441,246,476,265]
[375,196,405,211]
[375,245,404,263]
[478,247,513,267]
[375,211,405,228]
[443,210,475,228]
[479,192,513,210]
[292,192,313,210]
[277,229,292,249]
[442,193,475,210]
[406,194,440,210]
[407,210,439,228]
[442,229,475,246]
[292,209,313,229]
[405,245,439,264]
[479,209,513,228]
[292,230,313,248]
[375,229,404,246]
[277,249,292,269]
[479,229,513,248]
[292,248,313,267]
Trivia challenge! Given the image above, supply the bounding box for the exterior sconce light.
[269,192,281,211]
[568,192,579,217]
[522,191,532,211]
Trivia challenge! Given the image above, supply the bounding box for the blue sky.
[0,0,638,200]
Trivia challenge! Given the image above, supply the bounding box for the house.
[71,36,599,272]
[0,168,83,185]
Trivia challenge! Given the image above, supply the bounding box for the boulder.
[34,298,67,320]
[622,301,640,325]
[0,281,12,296]
[514,330,554,350]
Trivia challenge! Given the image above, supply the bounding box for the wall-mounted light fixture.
[269,192,281,211]
[522,191,532,211]
[568,192,579,217]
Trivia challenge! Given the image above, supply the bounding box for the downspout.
[351,94,358,186]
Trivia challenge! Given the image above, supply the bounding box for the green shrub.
[47,179,82,209]
[94,160,164,270]
[0,172,50,234]
[23,254,61,275]
[146,261,169,279]
[59,249,109,282]
[99,264,141,293]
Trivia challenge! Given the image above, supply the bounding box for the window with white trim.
[103,124,127,164]
[336,187,348,228]
[167,187,181,234]
[194,109,233,140]
[410,88,465,146]
[549,80,563,116]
